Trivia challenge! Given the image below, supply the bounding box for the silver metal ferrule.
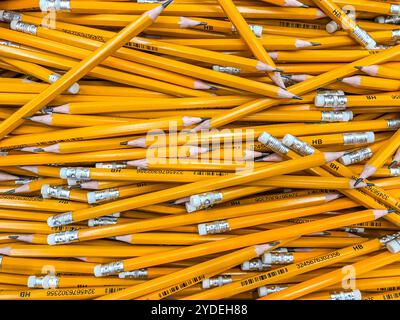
[321,111,353,122]
[390,168,400,176]
[338,148,373,165]
[391,4,400,15]
[118,269,148,279]
[87,189,120,204]
[0,10,22,22]
[48,73,61,83]
[259,134,289,155]
[28,276,45,288]
[241,259,271,271]
[376,15,400,24]
[0,41,21,48]
[203,276,232,288]
[352,26,377,49]
[88,216,118,227]
[43,275,60,289]
[201,221,231,235]
[232,24,263,37]
[95,162,127,169]
[41,0,71,11]
[51,230,79,244]
[189,192,223,211]
[48,212,74,227]
[317,95,348,109]
[317,90,345,96]
[393,30,400,39]
[263,252,294,265]
[342,227,365,233]
[343,132,373,145]
[97,262,124,276]
[330,290,361,300]
[380,232,400,245]
[387,119,400,129]
[375,45,392,50]
[67,179,87,186]
[10,21,38,35]
[44,185,71,200]
[0,255,3,267]
[60,167,91,180]
[283,135,315,156]
[257,285,287,297]
[212,65,241,75]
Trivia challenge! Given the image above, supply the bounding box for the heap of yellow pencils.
[0,0,400,301]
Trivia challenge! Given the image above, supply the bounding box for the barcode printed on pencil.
[278,21,323,30]
[240,268,288,287]
[158,275,205,299]
[355,221,382,227]
[383,292,400,300]
[105,287,124,294]
[193,171,228,176]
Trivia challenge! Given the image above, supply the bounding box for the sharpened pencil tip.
[41,107,53,114]
[354,66,364,70]
[389,161,398,169]
[209,86,218,90]
[162,0,174,8]
[388,209,397,213]
[292,95,303,100]
[353,178,364,187]
[4,189,15,194]
[34,148,44,153]
[198,22,208,26]
[8,235,19,239]
[23,117,32,121]
[310,42,321,46]
[120,141,129,146]
[275,68,284,73]
[337,78,344,81]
